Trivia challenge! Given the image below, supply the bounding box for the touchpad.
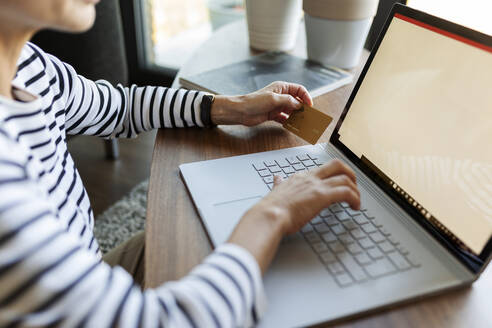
[208,195,263,245]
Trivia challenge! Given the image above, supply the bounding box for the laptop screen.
[333,10,492,257]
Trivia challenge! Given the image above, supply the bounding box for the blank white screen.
[339,15,492,254]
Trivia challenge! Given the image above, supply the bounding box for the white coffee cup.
[245,0,302,51]
[304,0,379,68]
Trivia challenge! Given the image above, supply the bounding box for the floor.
[67,131,157,216]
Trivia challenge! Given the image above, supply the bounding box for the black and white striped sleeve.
[44,53,207,138]
[0,136,267,327]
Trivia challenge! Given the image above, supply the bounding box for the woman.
[0,0,360,326]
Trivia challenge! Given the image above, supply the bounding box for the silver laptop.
[180,5,492,327]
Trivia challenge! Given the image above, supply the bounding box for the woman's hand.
[261,159,360,234]
[210,81,314,126]
[228,159,361,274]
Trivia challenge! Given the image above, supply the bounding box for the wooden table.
[145,20,491,327]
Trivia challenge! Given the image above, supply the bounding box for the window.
[407,0,492,35]
[147,0,245,69]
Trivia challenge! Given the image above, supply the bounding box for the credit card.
[283,104,333,144]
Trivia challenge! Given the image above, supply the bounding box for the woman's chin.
[54,6,96,33]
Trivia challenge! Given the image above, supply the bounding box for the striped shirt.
[0,42,266,327]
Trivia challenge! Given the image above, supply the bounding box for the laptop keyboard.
[252,153,421,288]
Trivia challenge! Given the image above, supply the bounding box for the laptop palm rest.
[208,195,263,245]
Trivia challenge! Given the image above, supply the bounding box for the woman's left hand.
[210,81,313,126]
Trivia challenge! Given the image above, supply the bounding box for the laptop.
[180,4,492,327]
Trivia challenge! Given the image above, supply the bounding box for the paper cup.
[303,0,379,20]
[305,14,373,68]
[303,0,379,68]
[245,0,302,51]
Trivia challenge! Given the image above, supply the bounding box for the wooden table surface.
[145,20,491,327]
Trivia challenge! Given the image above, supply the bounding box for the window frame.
[120,0,178,87]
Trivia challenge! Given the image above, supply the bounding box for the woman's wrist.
[248,202,290,235]
[227,202,290,274]
[210,95,245,125]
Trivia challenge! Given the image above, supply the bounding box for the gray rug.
[94,180,149,254]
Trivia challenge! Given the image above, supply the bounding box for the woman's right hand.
[228,159,361,274]
[265,159,360,234]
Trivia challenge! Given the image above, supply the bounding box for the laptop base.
[180,143,473,327]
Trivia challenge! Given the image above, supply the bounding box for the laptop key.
[339,233,355,245]
[267,183,273,190]
[378,241,395,253]
[335,273,354,287]
[314,223,330,233]
[328,241,345,253]
[327,262,345,275]
[321,232,337,243]
[336,211,351,221]
[368,247,384,259]
[313,159,325,166]
[347,243,363,254]
[302,159,315,167]
[397,245,409,255]
[263,176,274,184]
[311,216,323,224]
[275,158,290,167]
[269,165,282,173]
[338,253,368,282]
[350,228,365,239]
[364,258,397,278]
[358,237,375,249]
[286,156,300,164]
[319,208,331,217]
[307,153,318,160]
[369,231,385,243]
[388,252,412,270]
[324,216,339,226]
[355,253,372,265]
[331,224,346,235]
[354,215,369,225]
[361,223,377,234]
[346,208,362,216]
[292,163,305,171]
[341,202,350,208]
[253,162,267,171]
[304,231,321,243]
[319,251,337,264]
[342,219,358,230]
[258,170,271,177]
[297,154,310,161]
[264,160,277,167]
[312,242,329,253]
[330,203,344,213]
[282,166,295,174]
[363,210,375,219]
